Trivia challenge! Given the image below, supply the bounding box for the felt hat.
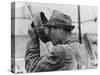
[43,10,75,31]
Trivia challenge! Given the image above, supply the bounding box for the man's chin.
[52,41,57,45]
[52,41,61,46]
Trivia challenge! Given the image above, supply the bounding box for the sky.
[11,2,98,35]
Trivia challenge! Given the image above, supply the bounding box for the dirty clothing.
[25,30,88,72]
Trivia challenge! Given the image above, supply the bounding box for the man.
[25,10,88,72]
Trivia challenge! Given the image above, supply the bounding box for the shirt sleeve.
[69,42,87,69]
[25,44,67,72]
[25,40,40,72]
[25,28,40,72]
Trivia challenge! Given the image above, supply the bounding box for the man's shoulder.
[61,40,85,53]
[67,39,79,45]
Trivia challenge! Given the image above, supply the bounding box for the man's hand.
[28,22,39,40]
[26,22,40,50]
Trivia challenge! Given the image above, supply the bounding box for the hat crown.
[42,10,75,31]
[49,10,72,26]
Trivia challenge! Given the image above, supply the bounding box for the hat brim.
[43,24,75,31]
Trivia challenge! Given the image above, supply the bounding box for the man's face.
[47,27,64,45]
[39,25,67,45]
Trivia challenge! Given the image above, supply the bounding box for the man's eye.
[92,41,97,45]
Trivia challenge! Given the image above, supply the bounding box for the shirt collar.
[62,35,78,44]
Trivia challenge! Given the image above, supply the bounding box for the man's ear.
[40,11,48,24]
[38,26,51,43]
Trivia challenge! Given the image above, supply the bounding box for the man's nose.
[38,26,44,32]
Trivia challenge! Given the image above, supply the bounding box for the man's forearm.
[25,26,41,72]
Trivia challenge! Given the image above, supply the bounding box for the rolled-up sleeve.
[25,39,40,72]
[25,27,41,72]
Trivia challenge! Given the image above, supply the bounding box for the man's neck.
[61,34,71,44]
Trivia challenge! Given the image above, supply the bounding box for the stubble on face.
[48,28,63,45]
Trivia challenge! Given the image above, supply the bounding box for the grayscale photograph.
[11,2,98,73]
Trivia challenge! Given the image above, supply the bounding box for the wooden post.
[78,5,82,43]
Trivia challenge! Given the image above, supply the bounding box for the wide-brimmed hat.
[42,10,75,31]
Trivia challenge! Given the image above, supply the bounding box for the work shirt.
[25,36,88,72]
